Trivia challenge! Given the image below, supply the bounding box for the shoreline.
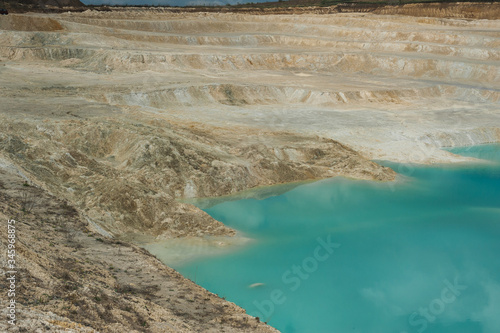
[143,234,256,266]
[142,142,500,270]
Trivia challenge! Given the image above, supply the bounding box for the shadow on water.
[180,179,314,209]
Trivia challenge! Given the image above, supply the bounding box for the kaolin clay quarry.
[0,6,499,332]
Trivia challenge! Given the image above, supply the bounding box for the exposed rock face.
[374,2,500,20]
[0,15,64,31]
[71,2,500,18]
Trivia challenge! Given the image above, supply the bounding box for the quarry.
[0,4,499,332]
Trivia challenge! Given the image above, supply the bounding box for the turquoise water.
[172,145,500,333]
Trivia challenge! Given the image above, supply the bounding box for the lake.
[146,144,500,333]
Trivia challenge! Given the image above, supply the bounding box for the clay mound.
[0,14,63,31]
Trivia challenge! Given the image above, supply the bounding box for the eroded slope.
[0,165,278,332]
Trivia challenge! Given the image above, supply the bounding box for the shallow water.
[148,144,500,333]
